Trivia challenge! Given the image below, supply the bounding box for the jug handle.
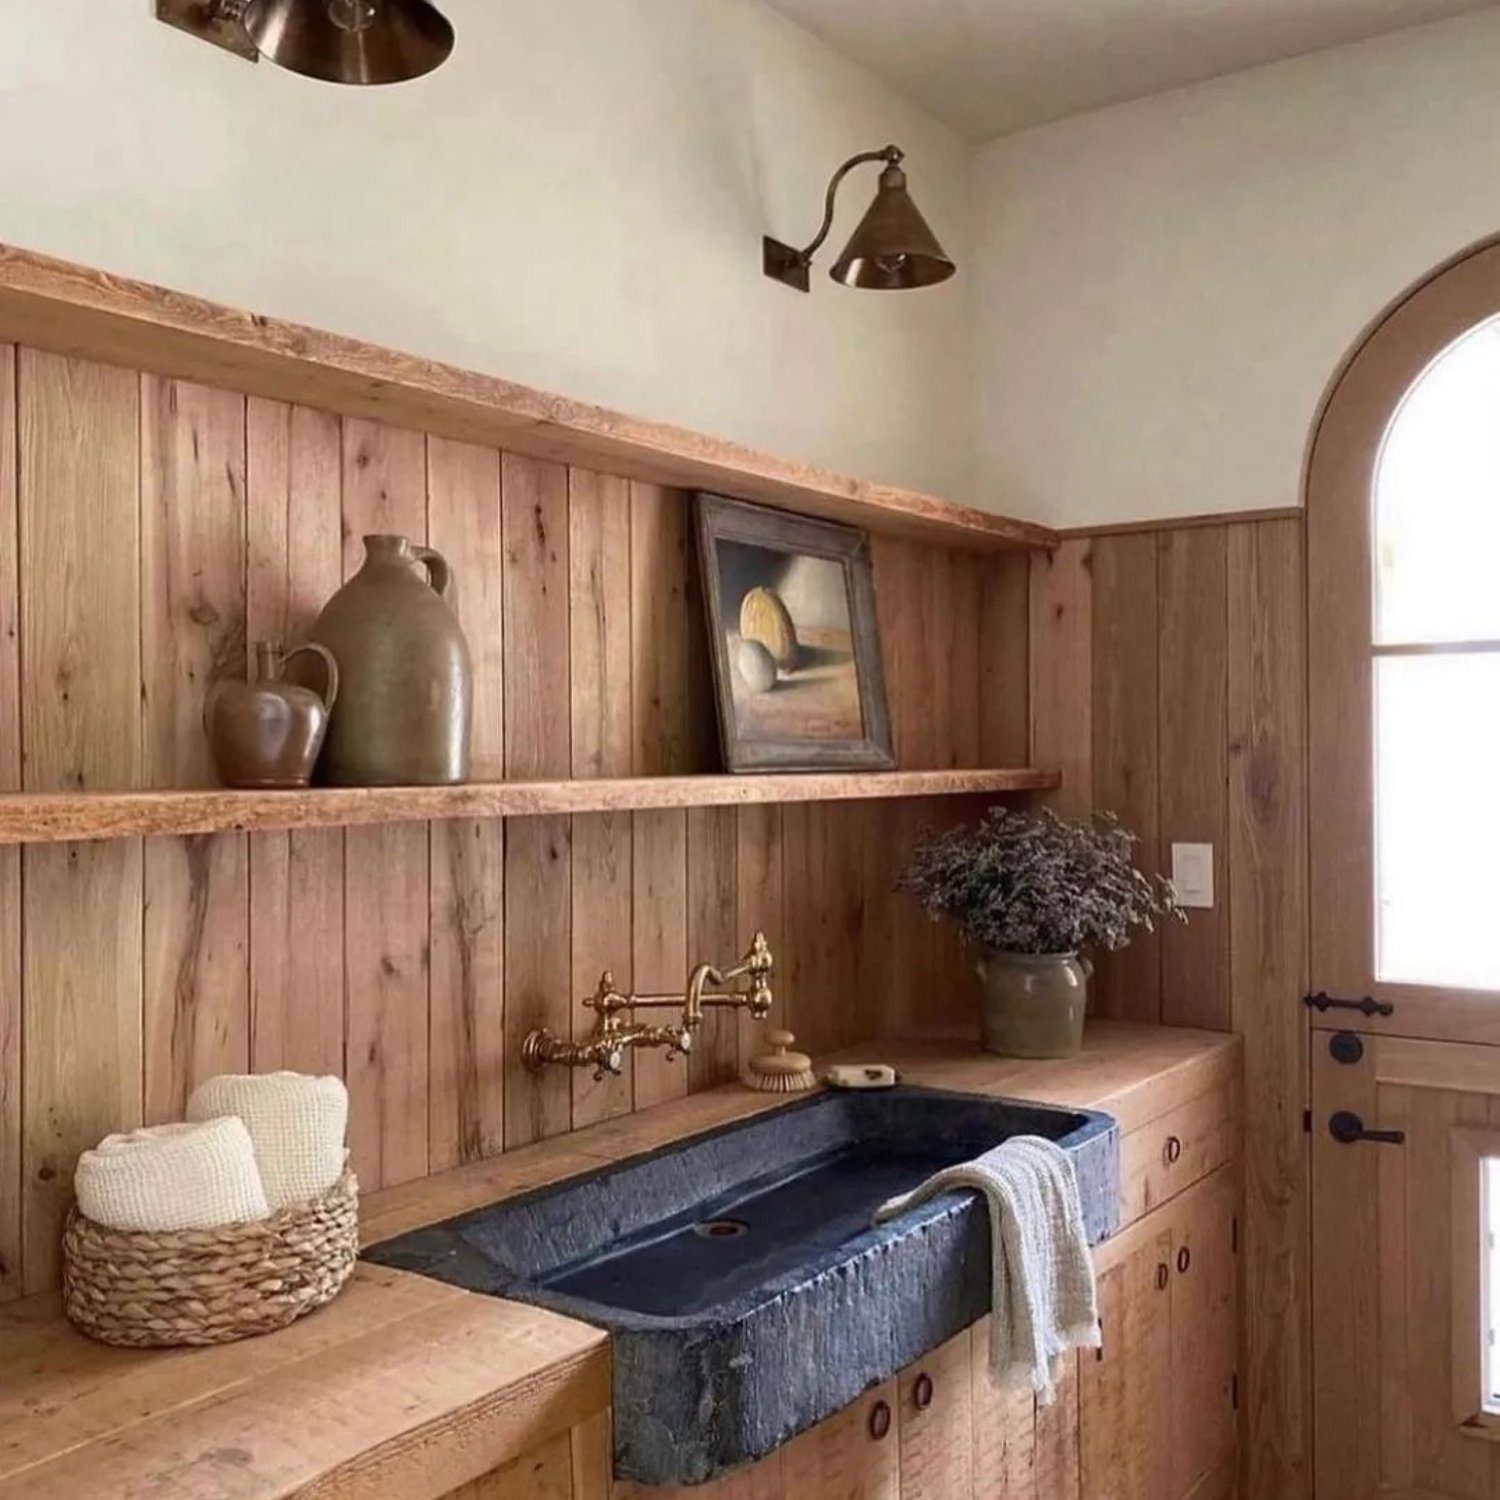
[283,642,340,714]
[413,545,453,599]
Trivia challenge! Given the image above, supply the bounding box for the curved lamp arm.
[764,145,904,292]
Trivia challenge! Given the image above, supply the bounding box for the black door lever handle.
[1329,1109,1405,1146]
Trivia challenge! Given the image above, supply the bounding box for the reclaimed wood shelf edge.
[0,242,1057,553]
[0,768,1060,845]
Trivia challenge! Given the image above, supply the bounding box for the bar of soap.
[825,1063,898,1090]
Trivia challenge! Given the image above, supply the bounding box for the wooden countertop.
[0,1022,1237,1500]
[363,1019,1240,1247]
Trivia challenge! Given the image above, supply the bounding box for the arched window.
[1309,236,1500,1038]
[1372,315,1500,990]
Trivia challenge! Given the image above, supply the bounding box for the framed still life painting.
[694,494,895,773]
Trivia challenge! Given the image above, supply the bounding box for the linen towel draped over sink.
[874,1134,1101,1405]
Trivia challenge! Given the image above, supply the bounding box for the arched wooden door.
[1308,238,1500,1499]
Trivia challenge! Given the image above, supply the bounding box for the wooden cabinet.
[1081,1166,1238,1500]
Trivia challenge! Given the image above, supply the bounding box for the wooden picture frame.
[694,494,895,773]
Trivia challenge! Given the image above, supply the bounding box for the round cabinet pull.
[913,1372,935,1411]
[868,1400,892,1441]
[1155,1262,1170,1291]
[1164,1135,1183,1165]
[1177,1246,1192,1275]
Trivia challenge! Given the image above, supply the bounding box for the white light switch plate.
[1171,843,1215,909]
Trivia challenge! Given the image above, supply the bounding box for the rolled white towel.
[74,1119,270,1233]
[187,1073,348,1211]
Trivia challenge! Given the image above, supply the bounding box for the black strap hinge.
[1304,991,1394,1019]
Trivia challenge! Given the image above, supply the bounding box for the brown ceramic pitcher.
[307,535,473,786]
[204,641,340,789]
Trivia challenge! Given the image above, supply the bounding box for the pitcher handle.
[412,545,453,599]
[1078,953,1094,980]
[283,642,340,714]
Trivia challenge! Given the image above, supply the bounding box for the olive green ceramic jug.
[307,535,473,786]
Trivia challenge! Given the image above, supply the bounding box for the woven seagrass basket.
[62,1168,359,1348]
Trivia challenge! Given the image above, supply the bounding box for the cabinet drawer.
[1118,1088,1238,1226]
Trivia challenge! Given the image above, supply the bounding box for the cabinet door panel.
[782,1378,899,1499]
[1080,1220,1173,1500]
[898,1331,975,1499]
[971,1317,1039,1495]
[1170,1168,1239,1498]
[445,1430,573,1499]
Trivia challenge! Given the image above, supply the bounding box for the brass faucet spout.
[522,934,775,1075]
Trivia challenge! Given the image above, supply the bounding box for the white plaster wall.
[973,9,1500,528]
[0,0,974,500]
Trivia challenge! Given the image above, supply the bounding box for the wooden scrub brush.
[743,1029,817,1094]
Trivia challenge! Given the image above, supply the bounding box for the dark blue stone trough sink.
[365,1086,1118,1487]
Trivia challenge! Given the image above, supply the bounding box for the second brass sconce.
[763,145,957,294]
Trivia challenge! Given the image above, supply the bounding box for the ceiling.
[763,0,1499,138]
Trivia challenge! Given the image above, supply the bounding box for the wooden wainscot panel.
[0,293,1058,1303]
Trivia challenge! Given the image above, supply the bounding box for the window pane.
[1375,316,1500,645]
[1376,654,1500,989]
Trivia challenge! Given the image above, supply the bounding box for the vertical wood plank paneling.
[342,420,430,1190]
[245,400,345,1077]
[1090,534,1160,1023]
[1157,527,1230,1032]
[1028,541,1092,817]
[687,805,740,1090]
[868,537,933,1036]
[428,437,505,1171]
[946,552,982,769]
[980,553,1031,767]
[427,439,505,1171]
[630,482,690,1111]
[736,803,784,1062]
[1228,517,1310,1500]
[0,347,18,1298]
[569,469,633,1129]
[140,377,249,1123]
[18,353,143,791]
[18,351,143,1292]
[503,452,572,1147]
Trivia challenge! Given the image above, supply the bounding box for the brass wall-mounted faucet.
[522,933,775,1080]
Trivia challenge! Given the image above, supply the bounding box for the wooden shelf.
[0,243,1056,554]
[0,768,1057,847]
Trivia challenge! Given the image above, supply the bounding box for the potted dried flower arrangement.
[901,808,1179,1059]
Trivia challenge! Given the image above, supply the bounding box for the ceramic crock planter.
[901,808,1178,1064]
[205,641,339,789]
[977,949,1092,1059]
[308,535,473,786]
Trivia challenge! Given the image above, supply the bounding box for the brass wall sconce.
[156,0,454,84]
[763,145,957,293]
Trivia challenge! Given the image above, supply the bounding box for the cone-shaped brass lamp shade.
[829,163,955,290]
[242,0,454,84]
[762,146,956,293]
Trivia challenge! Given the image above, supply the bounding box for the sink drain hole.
[693,1217,750,1240]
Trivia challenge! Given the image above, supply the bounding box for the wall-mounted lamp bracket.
[762,238,814,294]
[155,0,259,61]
